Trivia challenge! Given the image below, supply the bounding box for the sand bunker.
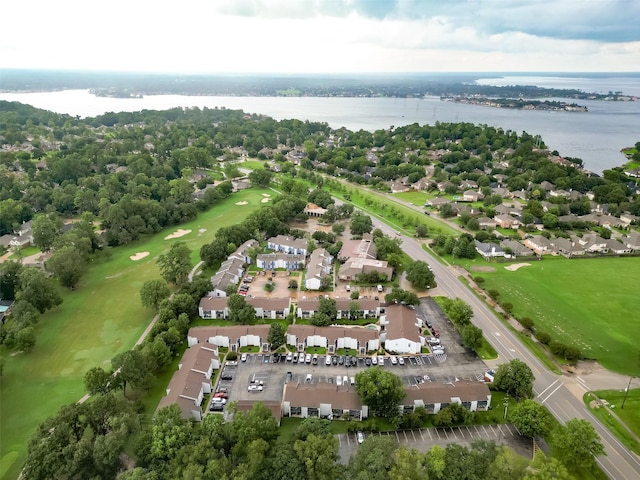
[130,252,150,261]
[261,193,271,197]
[235,201,249,205]
[505,263,531,272]
[164,229,192,240]
[261,198,271,203]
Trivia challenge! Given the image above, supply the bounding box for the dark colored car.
[338,356,345,365]
[209,403,224,412]
[351,356,357,366]
[332,356,338,365]
[220,373,233,380]
[344,355,351,367]
[365,358,372,366]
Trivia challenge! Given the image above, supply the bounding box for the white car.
[390,356,397,365]
[398,357,405,365]
[305,354,312,364]
[241,353,247,362]
[371,355,378,365]
[211,397,227,405]
[357,431,364,444]
[247,385,263,392]
[286,352,293,362]
[298,352,305,363]
[378,356,385,366]
[325,355,332,365]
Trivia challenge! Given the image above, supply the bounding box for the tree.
[268,323,286,349]
[550,419,605,470]
[17,267,62,313]
[405,260,436,289]
[439,298,473,327]
[318,297,337,321]
[293,433,343,480]
[46,245,86,289]
[350,212,373,236]
[384,287,420,306]
[355,367,405,419]
[15,326,36,352]
[31,213,63,252]
[434,402,473,427]
[84,366,114,396]
[228,293,256,325]
[492,359,535,399]
[332,223,345,235]
[248,168,274,187]
[140,279,171,311]
[112,349,151,398]
[348,435,398,480]
[425,444,446,480]
[389,446,428,480]
[311,312,331,327]
[415,224,428,238]
[461,324,483,350]
[349,301,360,320]
[523,454,573,480]
[157,241,192,286]
[486,447,528,480]
[0,260,23,300]
[509,399,554,438]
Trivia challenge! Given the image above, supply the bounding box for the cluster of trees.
[384,288,420,306]
[405,260,436,289]
[437,298,483,350]
[431,234,477,260]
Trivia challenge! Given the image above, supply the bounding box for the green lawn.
[0,188,274,480]
[584,389,640,455]
[473,256,640,376]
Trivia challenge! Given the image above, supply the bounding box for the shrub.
[519,317,535,331]
[535,331,552,345]
[488,289,500,300]
[474,276,486,284]
[264,282,275,293]
[564,345,582,362]
[226,351,238,361]
[549,340,567,357]
[501,302,513,314]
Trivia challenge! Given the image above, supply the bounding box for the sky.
[1,0,639,73]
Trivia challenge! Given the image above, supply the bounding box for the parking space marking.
[427,429,432,440]
[419,429,424,440]
[465,426,472,438]
[395,431,400,441]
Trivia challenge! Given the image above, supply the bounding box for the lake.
[1,84,639,173]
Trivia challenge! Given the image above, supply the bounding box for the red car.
[214,392,228,399]
[432,327,440,338]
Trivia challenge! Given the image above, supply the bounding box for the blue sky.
[1,0,638,73]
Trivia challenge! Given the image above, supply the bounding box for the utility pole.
[621,376,634,409]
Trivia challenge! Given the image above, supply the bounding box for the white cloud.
[0,0,638,72]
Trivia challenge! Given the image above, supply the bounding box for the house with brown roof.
[494,214,519,229]
[623,231,640,251]
[380,305,424,354]
[198,297,230,319]
[283,382,368,420]
[286,325,379,354]
[246,297,290,319]
[551,237,585,258]
[477,217,498,230]
[524,235,554,255]
[401,381,492,414]
[500,240,535,258]
[305,248,333,290]
[156,343,220,421]
[338,257,393,282]
[337,234,377,261]
[303,203,327,217]
[462,190,483,202]
[187,325,271,352]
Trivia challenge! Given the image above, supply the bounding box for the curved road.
[368,214,640,479]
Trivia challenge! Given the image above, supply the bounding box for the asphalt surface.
[369,215,640,479]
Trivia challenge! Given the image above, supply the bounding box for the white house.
[305,248,333,290]
[380,305,424,354]
[267,235,308,256]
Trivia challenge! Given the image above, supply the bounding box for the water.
[1,85,638,173]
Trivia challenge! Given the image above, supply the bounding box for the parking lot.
[337,424,532,464]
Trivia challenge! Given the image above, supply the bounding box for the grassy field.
[584,389,640,455]
[472,256,640,376]
[0,188,274,480]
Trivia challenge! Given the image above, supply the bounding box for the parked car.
[365,358,372,366]
[209,403,224,412]
[211,397,227,405]
[312,354,318,365]
[332,356,338,365]
[377,285,383,292]
[371,355,378,365]
[351,356,357,366]
[425,320,433,329]
[292,354,298,363]
[213,392,228,399]
[338,356,345,365]
[247,385,263,392]
[398,357,405,365]
[305,354,312,364]
[432,348,445,355]
[241,353,247,362]
[299,352,305,363]
[345,355,351,367]
[357,431,364,444]
[325,355,332,365]
[221,373,233,380]
[390,355,397,365]
[378,356,385,366]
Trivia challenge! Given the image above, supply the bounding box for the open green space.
[0,188,274,480]
[584,389,640,455]
[473,256,640,376]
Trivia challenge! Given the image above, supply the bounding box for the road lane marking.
[540,383,563,404]
[537,379,560,399]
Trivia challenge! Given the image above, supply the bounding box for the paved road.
[368,215,640,479]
